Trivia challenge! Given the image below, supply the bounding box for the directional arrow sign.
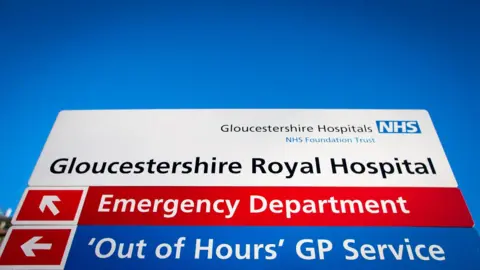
[0,226,75,269]
[21,236,52,257]
[39,195,61,216]
[13,188,86,225]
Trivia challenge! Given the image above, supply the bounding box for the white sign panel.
[28,109,457,187]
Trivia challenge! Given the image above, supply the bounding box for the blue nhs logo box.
[376,120,421,134]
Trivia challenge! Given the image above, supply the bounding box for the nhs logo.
[376,120,421,134]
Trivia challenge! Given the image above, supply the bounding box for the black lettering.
[331,158,348,174]
[76,162,90,174]
[147,159,156,173]
[427,158,437,174]
[268,162,283,174]
[378,162,394,178]
[394,158,403,174]
[229,162,242,174]
[157,162,170,173]
[194,157,208,173]
[50,158,246,175]
[350,162,366,174]
[181,161,193,173]
[211,157,217,173]
[218,161,228,173]
[300,162,314,174]
[402,160,415,174]
[68,157,77,174]
[92,162,106,174]
[134,162,145,173]
[366,162,379,174]
[414,162,429,174]
[120,162,133,173]
[252,158,267,174]
[50,158,69,174]
[315,157,321,173]
[108,162,119,174]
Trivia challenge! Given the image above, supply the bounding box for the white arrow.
[39,195,61,216]
[21,236,52,257]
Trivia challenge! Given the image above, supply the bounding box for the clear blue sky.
[0,0,479,222]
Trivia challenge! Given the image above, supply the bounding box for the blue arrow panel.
[65,226,480,270]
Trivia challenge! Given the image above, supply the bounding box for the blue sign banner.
[66,226,480,270]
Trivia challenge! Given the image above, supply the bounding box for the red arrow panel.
[0,227,74,267]
[14,188,86,224]
[79,186,473,227]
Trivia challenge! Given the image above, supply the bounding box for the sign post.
[0,109,478,269]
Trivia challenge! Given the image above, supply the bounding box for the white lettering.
[344,239,359,260]
[195,239,214,259]
[98,194,113,212]
[97,196,239,219]
[248,196,410,218]
[95,238,116,259]
[429,245,446,261]
[296,239,333,260]
[250,195,267,213]
[343,239,446,261]
[155,243,172,259]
